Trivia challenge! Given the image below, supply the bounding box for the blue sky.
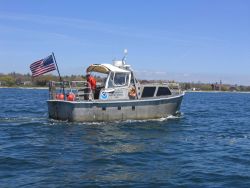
[0,0,249,85]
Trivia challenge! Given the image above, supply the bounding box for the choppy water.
[0,88,250,187]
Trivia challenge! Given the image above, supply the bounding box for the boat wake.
[122,114,183,123]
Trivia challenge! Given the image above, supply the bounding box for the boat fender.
[67,93,75,101]
[56,93,64,100]
[129,87,136,97]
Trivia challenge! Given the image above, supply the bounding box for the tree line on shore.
[1,72,250,92]
[180,82,250,92]
[0,72,84,87]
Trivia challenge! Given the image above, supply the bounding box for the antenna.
[122,49,128,64]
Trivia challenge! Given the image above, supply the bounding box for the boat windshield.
[108,72,130,87]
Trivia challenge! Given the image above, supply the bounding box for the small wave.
[0,156,33,166]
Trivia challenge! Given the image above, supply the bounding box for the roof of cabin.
[86,64,130,74]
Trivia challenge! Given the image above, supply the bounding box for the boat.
[47,52,185,122]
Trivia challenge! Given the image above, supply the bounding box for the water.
[1,88,250,187]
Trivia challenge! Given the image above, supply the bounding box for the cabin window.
[141,87,156,98]
[113,73,129,86]
[156,87,172,96]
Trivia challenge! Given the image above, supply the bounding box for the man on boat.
[86,72,96,99]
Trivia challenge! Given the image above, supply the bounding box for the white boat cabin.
[86,61,141,100]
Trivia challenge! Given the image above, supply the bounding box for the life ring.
[129,87,136,97]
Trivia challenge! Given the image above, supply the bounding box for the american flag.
[30,55,56,77]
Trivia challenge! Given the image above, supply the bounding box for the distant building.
[23,81,32,86]
[192,87,200,91]
[229,86,237,92]
[219,80,222,91]
[211,82,221,91]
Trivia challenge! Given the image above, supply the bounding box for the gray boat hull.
[47,94,184,122]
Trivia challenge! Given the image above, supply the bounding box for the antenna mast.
[122,49,128,64]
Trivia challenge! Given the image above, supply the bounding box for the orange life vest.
[87,76,96,90]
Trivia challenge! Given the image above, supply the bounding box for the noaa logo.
[100,92,108,100]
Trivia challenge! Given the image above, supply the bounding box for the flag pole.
[52,52,66,100]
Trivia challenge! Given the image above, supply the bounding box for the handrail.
[48,81,93,101]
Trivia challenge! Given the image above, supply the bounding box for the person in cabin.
[86,72,96,99]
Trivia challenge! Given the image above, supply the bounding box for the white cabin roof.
[86,64,130,74]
